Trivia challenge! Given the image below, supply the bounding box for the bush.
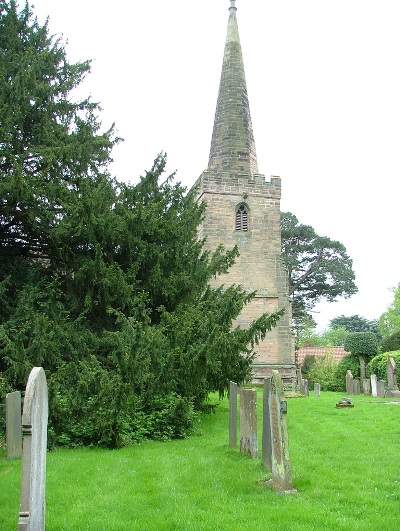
[301,354,317,376]
[47,357,198,448]
[331,354,360,392]
[344,332,378,359]
[380,332,400,354]
[366,351,400,381]
[306,350,336,390]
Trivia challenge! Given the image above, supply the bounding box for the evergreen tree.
[0,1,282,447]
[281,212,357,336]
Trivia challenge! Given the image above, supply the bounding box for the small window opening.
[236,204,248,231]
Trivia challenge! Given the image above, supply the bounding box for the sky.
[28,0,400,331]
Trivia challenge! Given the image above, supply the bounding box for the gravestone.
[363,378,371,395]
[239,388,258,458]
[376,380,386,398]
[371,374,378,397]
[18,367,48,531]
[262,378,272,471]
[266,370,296,493]
[296,368,302,390]
[301,379,309,397]
[314,383,321,397]
[229,381,238,448]
[6,391,22,459]
[345,370,354,395]
[386,355,400,398]
[359,357,366,382]
[353,378,361,395]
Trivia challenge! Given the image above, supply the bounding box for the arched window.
[236,204,249,231]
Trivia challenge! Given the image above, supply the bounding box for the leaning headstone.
[6,391,22,459]
[266,370,296,493]
[262,377,272,471]
[371,374,378,397]
[314,383,321,397]
[18,367,48,531]
[353,378,361,395]
[239,388,258,459]
[345,370,354,395]
[386,355,400,398]
[229,381,238,448]
[376,380,386,398]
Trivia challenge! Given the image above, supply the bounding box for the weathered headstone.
[239,388,258,459]
[376,380,386,398]
[229,381,238,448]
[262,377,272,471]
[6,391,22,459]
[18,367,48,531]
[363,378,371,395]
[301,378,309,397]
[296,368,302,390]
[266,370,296,493]
[371,374,378,397]
[353,378,361,395]
[314,383,321,397]
[386,355,400,398]
[345,370,354,395]
[359,356,366,382]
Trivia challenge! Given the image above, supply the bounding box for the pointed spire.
[208,0,258,176]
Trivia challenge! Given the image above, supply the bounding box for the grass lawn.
[1,391,400,530]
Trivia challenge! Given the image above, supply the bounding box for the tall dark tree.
[281,212,357,337]
[0,1,282,447]
[329,315,381,340]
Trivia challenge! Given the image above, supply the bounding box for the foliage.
[380,331,400,354]
[0,1,282,447]
[306,350,336,390]
[331,354,360,392]
[300,354,316,375]
[343,332,378,359]
[329,314,380,336]
[281,212,357,338]
[298,325,348,348]
[366,351,400,381]
[379,285,400,338]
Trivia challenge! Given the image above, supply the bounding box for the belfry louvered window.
[236,204,249,231]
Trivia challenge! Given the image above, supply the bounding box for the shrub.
[306,350,336,390]
[331,354,360,392]
[301,354,317,376]
[366,351,400,381]
[380,332,400,354]
[344,332,378,359]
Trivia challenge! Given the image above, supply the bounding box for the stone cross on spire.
[208,0,258,176]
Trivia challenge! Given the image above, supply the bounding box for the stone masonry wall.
[195,170,295,379]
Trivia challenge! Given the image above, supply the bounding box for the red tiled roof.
[296,346,350,366]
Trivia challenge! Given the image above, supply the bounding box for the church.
[193,0,295,382]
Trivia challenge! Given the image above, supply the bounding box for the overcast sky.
[29,0,400,331]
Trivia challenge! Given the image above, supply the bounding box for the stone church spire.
[208,0,258,176]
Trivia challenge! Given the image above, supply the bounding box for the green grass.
[1,391,400,530]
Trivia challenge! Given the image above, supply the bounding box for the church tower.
[194,0,295,382]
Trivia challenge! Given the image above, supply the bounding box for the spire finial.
[229,0,237,11]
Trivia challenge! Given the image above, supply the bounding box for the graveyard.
[1,386,400,530]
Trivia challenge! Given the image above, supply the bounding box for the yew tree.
[0,1,282,447]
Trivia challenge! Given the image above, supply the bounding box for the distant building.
[193,1,295,382]
[297,346,350,367]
